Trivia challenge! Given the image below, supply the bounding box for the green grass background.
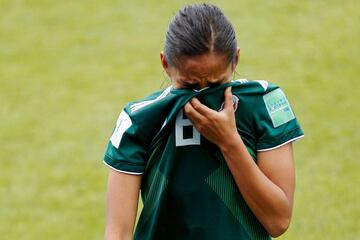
[1,0,359,239]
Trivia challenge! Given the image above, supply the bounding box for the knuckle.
[193,102,201,111]
[208,114,216,121]
[197,124,204,132]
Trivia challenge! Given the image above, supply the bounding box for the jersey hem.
[103,160,143,175]
[257,134,304,152]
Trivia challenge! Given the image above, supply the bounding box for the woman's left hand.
[184,87,240,149]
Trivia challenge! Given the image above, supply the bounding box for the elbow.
[266,216,291,238]
[105,231,133,240]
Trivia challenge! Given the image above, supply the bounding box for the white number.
[175,109,200,146]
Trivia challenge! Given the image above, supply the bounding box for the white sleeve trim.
[257,135,304,152]
[103,160,143,175]
[130,86,172,113]
[110,110,132,149]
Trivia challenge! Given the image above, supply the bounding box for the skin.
[105,49,295,239]
[105,170,141,240]
[160,51,238,90]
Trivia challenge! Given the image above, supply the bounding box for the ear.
[232,47,240,70]
[160,51,169,71]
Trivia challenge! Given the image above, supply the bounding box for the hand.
[184,87,240,149]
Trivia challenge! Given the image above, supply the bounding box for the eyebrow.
[181,81,201,89]
[178,78,226,90]
[208,79,225,86]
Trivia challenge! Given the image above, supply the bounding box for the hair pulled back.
[164,3,237,67]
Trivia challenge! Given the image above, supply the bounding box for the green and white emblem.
[263,88,295,128]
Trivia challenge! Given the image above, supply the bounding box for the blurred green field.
[1,0,359,239]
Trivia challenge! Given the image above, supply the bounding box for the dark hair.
[164,3,237,67]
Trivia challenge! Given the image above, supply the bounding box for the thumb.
[223,87,233,111]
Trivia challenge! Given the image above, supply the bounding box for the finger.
[190,97,217,116]
[223,87,234,111]
[184,102,207,124]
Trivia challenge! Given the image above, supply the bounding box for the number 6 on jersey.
[175,109,201,147]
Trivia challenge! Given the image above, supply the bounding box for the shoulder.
[231,79,293,114]
[231,78,300,129]
[124,86,173,116]
[232,79,304,150]
[231,79,285,113]
[231,79,280,95]
[117,86,191,141]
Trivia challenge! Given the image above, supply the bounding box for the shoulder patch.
[110,110,132,148]
[263,88,295,128]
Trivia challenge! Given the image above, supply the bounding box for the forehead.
[177,53,230,79]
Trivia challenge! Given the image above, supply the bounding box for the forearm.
[219,134,292,237]
[105,169,141,240]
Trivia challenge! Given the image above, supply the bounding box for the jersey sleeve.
[254,87,304,151]
[103,108,147,174]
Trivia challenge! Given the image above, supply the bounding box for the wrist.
[218,132,243,153]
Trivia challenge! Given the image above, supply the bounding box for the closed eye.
[180,81,200,89]
[208,82,221,87]
[178,78,225,89]
[208,79,225,87]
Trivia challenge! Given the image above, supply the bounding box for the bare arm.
[219,138,295,237]
[184,87,295,237]
[105,169,142,240]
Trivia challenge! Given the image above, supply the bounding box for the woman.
[104,3,304,240]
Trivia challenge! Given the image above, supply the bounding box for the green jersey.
[104,79,304,240]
